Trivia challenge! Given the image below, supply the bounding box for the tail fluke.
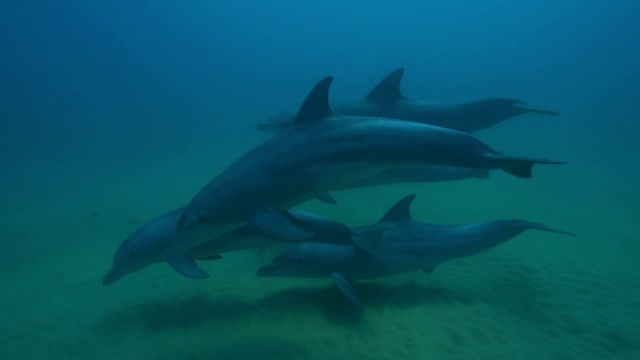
[527,222,576,236]
[499,158,566,178]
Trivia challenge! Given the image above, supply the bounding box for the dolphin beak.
[102,268,123,286]
[256,266,272,277]
[257,262,298,277]
[513,103,560,116]
[256,264,282,277]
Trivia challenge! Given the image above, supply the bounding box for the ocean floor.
[1,147,639,360]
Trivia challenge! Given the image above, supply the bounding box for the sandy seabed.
[1,159,639,360]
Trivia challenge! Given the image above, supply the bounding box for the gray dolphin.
[258,67,559,134]
[103,207,352,285]
[169,76,564,257]
[257,194,574,304]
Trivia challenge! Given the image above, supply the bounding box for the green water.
[2,1,639,359]
[2,134,639,359]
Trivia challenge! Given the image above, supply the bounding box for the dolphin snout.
[256,266,273,277]
[257,263,290,277]
[102,268,124,286]
[512,103,560,116]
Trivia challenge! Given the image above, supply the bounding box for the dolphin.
[102,207,352,285]
[257,194,574,304]
[169,76,564,257]
[258,67,559,134]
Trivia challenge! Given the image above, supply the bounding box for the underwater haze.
[2,0,639,359]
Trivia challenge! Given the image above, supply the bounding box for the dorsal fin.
[293,76,335,124]
[365,67,406,103]
[377,194,416,223]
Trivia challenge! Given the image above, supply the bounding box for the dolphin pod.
[257,68,559,198]
[104,69,570,308]
[103,207,353,285]
[258,67,559,134]
[167,76,563,258]
[257,194,574,304]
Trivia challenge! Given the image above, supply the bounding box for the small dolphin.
[258,67,559,134]
[102,207,352,285]
[170,76,563,257]
[257,194,574,304]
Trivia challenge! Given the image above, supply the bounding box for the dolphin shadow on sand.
[95,282,479,331]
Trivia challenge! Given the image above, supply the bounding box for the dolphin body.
[102,207,352,285]
[257,194,574,305]
[258,67,560,135]
[169,76,564,257]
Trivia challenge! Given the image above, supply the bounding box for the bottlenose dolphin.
[103,207,352,285]
[170,76,564,257]
[258,67,559,134]
[257,194,574,304]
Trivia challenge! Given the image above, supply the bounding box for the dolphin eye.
[130,250,142,257]
[196,215,207,224]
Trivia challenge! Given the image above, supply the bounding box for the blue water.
[2,1,639,359]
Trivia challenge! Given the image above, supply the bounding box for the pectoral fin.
[332,272,361,305]
[166,256,209,279]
